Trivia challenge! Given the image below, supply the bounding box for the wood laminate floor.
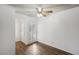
[16,41,72,55]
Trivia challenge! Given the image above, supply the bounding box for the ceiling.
[9,4,79,17]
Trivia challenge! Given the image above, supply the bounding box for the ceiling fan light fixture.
[36,7,53,17]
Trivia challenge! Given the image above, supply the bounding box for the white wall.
[15,13,37,44]
[38,7,79,54]
[0,5,15,54]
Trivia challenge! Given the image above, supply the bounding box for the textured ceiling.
[9,4,79,17]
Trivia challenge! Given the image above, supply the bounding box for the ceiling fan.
[36,8,53,17]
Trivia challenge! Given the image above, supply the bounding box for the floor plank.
[16,41,73,55]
